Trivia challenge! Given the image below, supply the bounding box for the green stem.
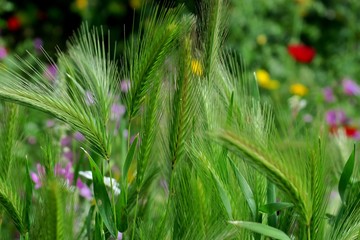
[267,180,277,228]
[131,192,140,240]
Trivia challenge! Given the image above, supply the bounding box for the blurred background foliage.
[0,0,360,158]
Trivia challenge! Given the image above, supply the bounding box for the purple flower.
[46,119,55,128]
[326,110,347,126]
[44,64,57,81]
[76,179,92,200]
[0,46,8,59]
[120,80,130,93]
[323,87,335,102]
[117,232,123,240]
[34,38,43,51]
[63,150,74,162]
[60,136,72,147]
[74,131,85,142]
[342,78,360,96]
[111,103,126,120]
[54,162,74,185]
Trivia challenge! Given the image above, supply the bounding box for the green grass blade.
[258,202,294,215]
[23,158,33,231]
[122,135,138,184]
[115,188,128,232]
[228,157,256,219]
[0,181,25,234]
[95,212,105,240]
[229,221,291,240]
[211,171,233,219]
[83,149,117,237]
[216,131,310,223]
[338,144,356,204]
[86,205,95,240]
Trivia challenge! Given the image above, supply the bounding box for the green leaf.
[95,212,105,240]
[338,144,356,204]
[259,202,294,215]
[211,172,233,219]
[23,158,33,231]
[228,157,256,219]
[229,221,291,240]
[115,188,128,232]
[86,206,95,240]
[83,148,117,237]
[122,135,138,184]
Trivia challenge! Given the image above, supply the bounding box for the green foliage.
[0,181,26,234]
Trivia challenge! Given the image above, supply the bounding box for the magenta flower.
[60,136,72,147]
[326,110,347,126]
[74,131,85,142]
[63,150,74,162]
[323,87,335,102]
[30,163,45,189]
[44,64,58,81]
[342,78,360,96]
[31,162,92,199]
[76,179,92,200]
[0,46,8,59]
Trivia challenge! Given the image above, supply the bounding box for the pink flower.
[44,64,58,81]
[0,46,8,59]
[326,110,347,126]
[76,179,92,200]
[30,164,45,189]
[323,87,335,102]
[120,80,130,93]
[74,131,85,142]
[111,103,126,120]
[342,78,360,96]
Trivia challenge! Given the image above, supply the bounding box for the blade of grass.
[229,221,291,240]
[338,144,356,205]
[82,148,117,237]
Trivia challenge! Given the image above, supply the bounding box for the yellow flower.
[76,0,88,10]
[191,59,203,76]
[255,69,279,90]
[290,83,308,96]
[256,34,267,45]
[130,0,141,9]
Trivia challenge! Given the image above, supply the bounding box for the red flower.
[287,44,316,63]
[7,16,21,31]
[344,125,357,137]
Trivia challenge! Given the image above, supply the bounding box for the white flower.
[79,171,121,195]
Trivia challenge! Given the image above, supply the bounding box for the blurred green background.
[1,0,360,139]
